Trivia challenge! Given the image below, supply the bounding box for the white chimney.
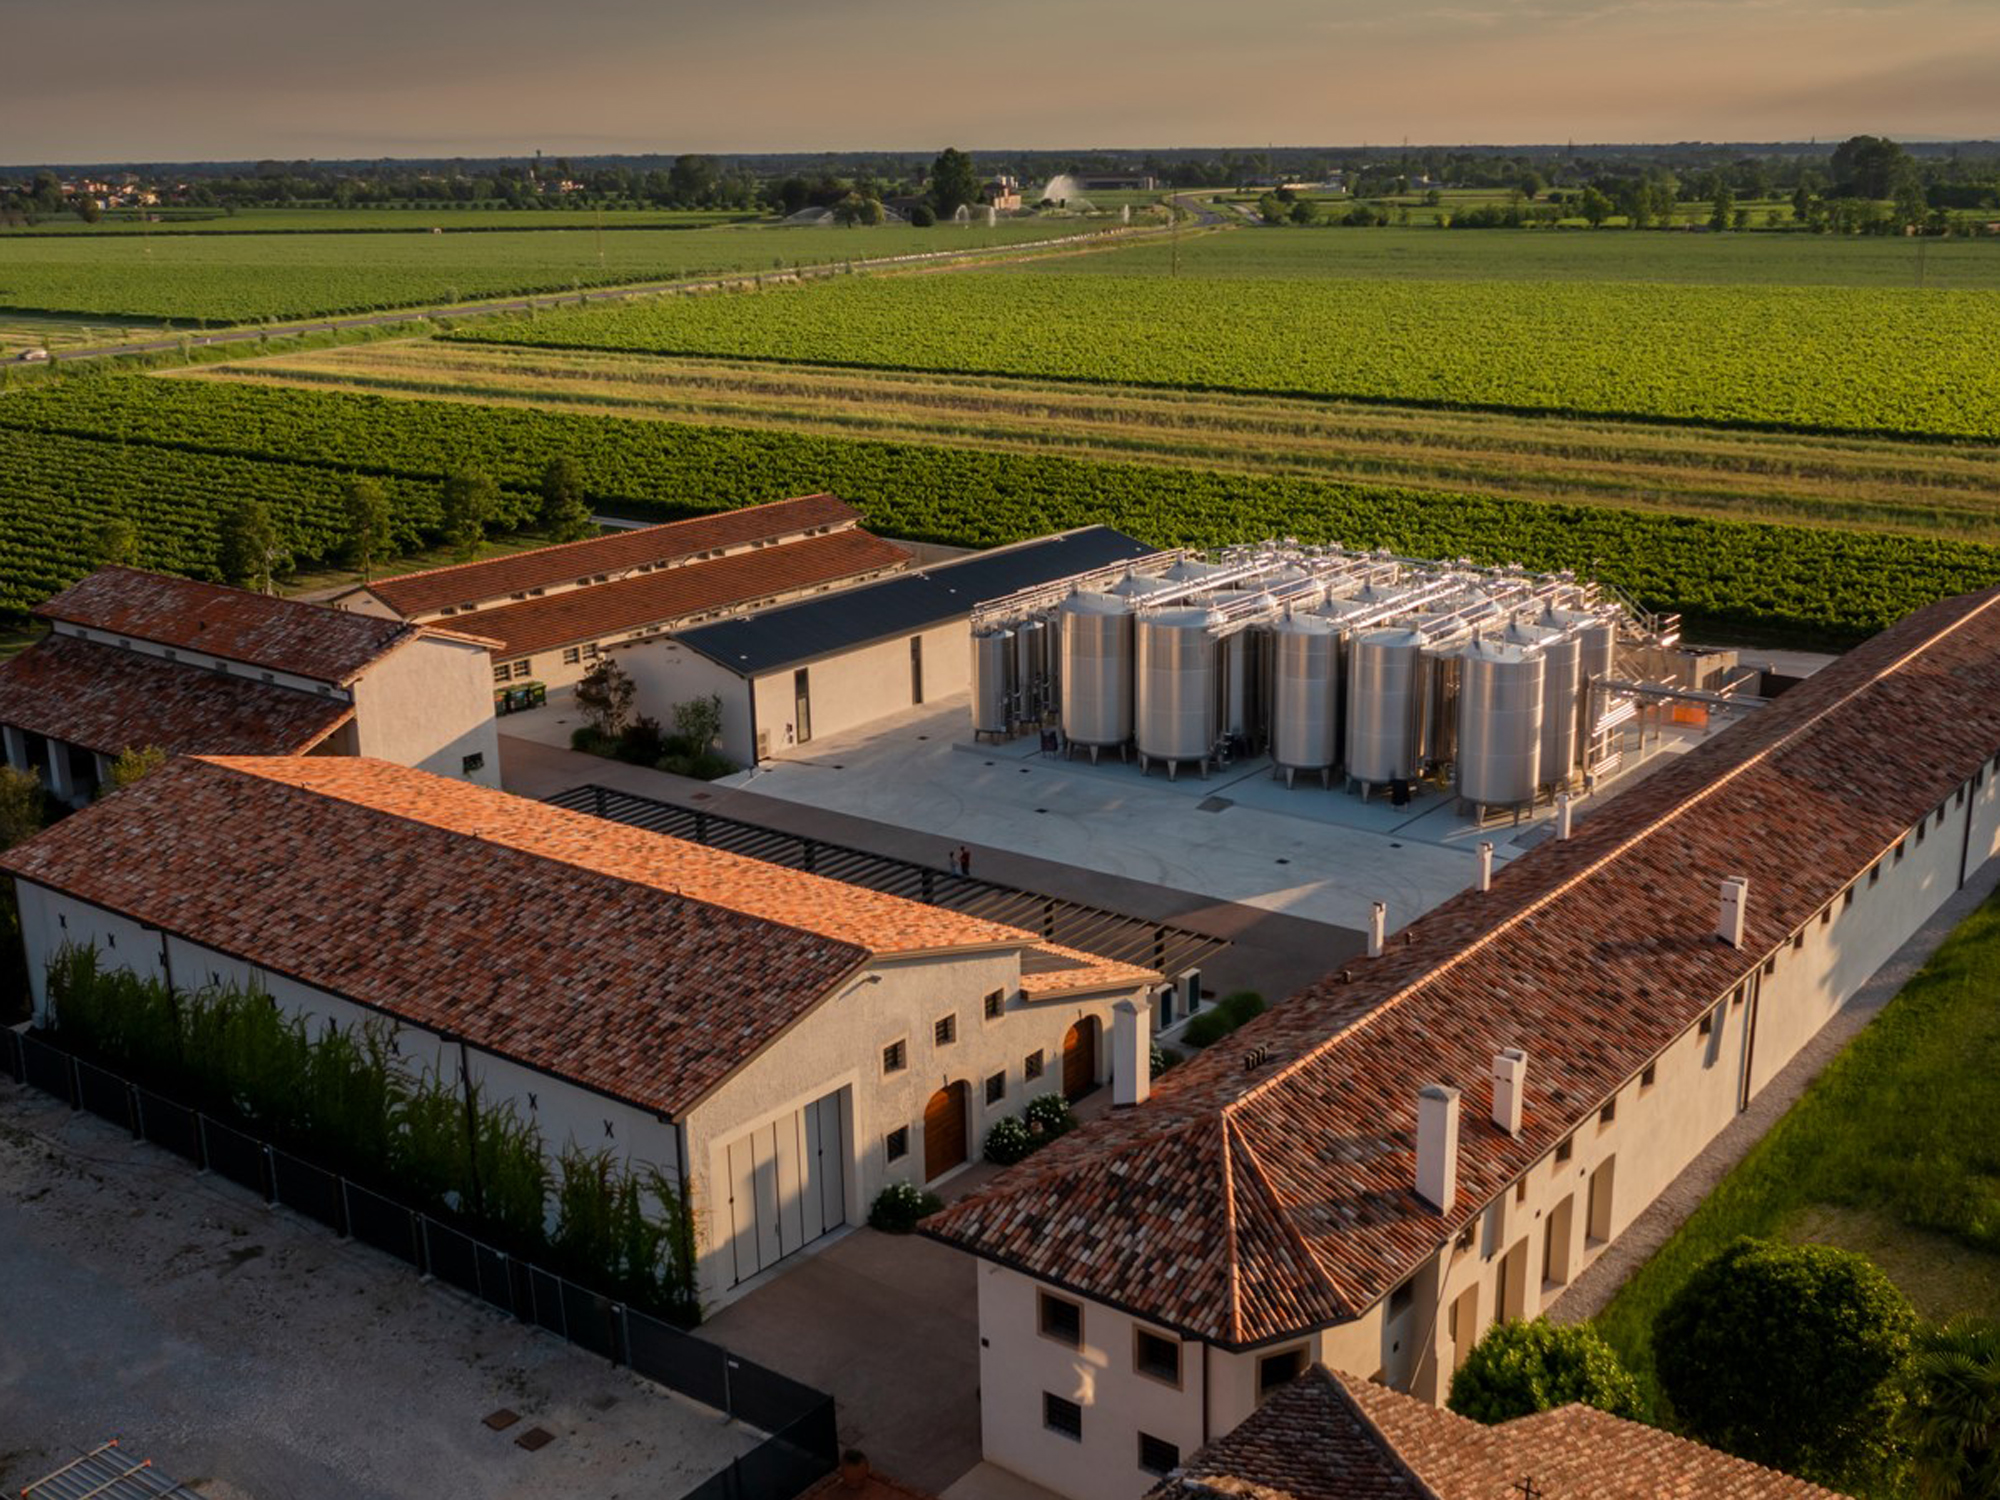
[1477,841,1494,892]
[1556,792,1573,841]
[1491,1048,1528,1136]
[1719,876,1750,948]
[1368,901,1387,958]
[1416,1084,1461,1214]
[1112,998,1151,1107]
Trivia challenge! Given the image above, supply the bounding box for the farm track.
[182,342,2000,544]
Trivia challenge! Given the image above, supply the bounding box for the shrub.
[908,203,937,228]
[1025,1093,1076,1138]
[1151,1043,1183,1074]
[1654,1237,1917,1491]
[1902,1314,2000,1500]
[984,1116,1034,1165]
[613,715,667,765]
[868,1180,943,1234]
[569,724,611,755]
[1183,989,1266,1048]
[1448,1319,1643,1424]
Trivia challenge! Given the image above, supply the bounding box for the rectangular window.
[1387,1279,1415,1317]
[910,635,924,705]
[1895,840,1906,862]
[1598,1098,1616,1127]
[493,664,511,685]
[1134,1328,1181,1386]
[885,1126,909,1162]
[1024,1049,1045,1080]
[1763,955,1777,976]
[1640,1062,1657,1091]
[1869,864,1880,886]
[882,1038,907,1075]
[1698,1011,1715,1038]
[985,1071,1006,1106]
[984,989,1005,1021]
[1042,1393,1082,1442]
[934,1014,957,1048]
[1137,1432,1180,1476]
[1257,1346,1308,1402]
[562,646,581,665]
[1039,1292,1082,1348]
[1793,931,1805,951]
[460,753,484,775]
[1554,1137,1574,1165]
[1844,886,1856,910]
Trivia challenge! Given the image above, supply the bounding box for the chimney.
[1368,901,1387,958]
[1491,1048,1528,1136]
[1416,1084,1461,1214]
[1719,875,1750,948]
[1477,840,1494,892]
[1556,792,1573,841]
[1112,997,1151,1107]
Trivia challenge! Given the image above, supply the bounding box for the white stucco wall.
[749,619,972,762]
[350,635,501,787]
[619,641,758,765]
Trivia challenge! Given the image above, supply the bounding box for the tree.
[1516,170,1545,200]
[928,148,980,218]
[908,202,936,228]
[0,765,45,850]
[439,470,497,562]
[831,192,884,227]
[1655,1237,1917,1491]
[672,693,723,754]
[1578,187,1613,228]
[1447,1319,1642,1424]
[574,656,636,738]
[1257,192,1288,225]
[217,499,288,593]
[1904,1315,2000,1500]
[537,458,594,543]
[96,517,138,567]
[105,745,168,793]
[1289,198,1320,226]
[1709,182,1735,231]
[1831,134,1914,200]
[76,197,101,225]
[342,477,392,580]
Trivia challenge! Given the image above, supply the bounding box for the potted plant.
[839,1449,871,1489]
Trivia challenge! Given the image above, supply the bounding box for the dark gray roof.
[674,526,1153,676]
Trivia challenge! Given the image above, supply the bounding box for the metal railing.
[0,1027,836,1500]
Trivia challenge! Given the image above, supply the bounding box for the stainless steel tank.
[1516,620,1582,783]
[1271,615,1341,779]
[970,629,1014,736]
[1457,638,1545,808]
[1136,608,1221,768]
[1013,619,1051,722]
[1346,628,1427,784]
[1059,592,1133,749]
[1544,605,1616,687]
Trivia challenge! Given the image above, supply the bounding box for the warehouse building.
[0,567,500,798]
[925,582,2000,1499]
[332,494,910,693]
[638,525,1153,766]
[2,755,1157,1308]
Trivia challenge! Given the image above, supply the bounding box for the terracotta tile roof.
[1018,943,1160,999]
[0,633,353,758]
[38,567,414,685]
[1,756,1041,1114]
[930,584,2000,1346]
[1154,1366,1844,1499]
[454,529,912,660]
[359,493,860,618]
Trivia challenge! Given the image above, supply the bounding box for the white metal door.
[723,1086,849,1286]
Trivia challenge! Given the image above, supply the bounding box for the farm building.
[0,567,499,799]
[1151,1362,1837,1498]
[331,493,912,695]
[642,526,1152,766]
[924,581,2000,1499]
[1,755,1158,1308]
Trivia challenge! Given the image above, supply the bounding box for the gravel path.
[1550,857,2000,1324]
[0,1084,756,1500]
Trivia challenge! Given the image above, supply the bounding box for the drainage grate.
[515,1427,556,1451]
[1197,796,1233,813]
[483,1409,521,1431]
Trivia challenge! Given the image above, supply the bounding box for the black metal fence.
[1,1027,837,1500]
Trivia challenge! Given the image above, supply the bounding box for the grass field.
[451,270,2000,439]
[0,218,1102,324]
[1,207,757,235]
[1593,889,2000,1414]
[187,340,2000,543]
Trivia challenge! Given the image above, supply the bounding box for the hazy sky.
[6,0,1997,161]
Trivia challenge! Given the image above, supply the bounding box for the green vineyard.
[455,272,2000,441]
[4,377,1997,642]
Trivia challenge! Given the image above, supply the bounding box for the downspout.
[1738,972,1760,1113]
[675,1118,698,1317]
[1960,774,1978,890]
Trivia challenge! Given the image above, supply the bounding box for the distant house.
[980,176,1022,211]
[331,494,912,694]
[0,567,500,800]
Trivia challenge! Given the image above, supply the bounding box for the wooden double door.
[924,1081,969,1182]
[1062,1020,1098,1101]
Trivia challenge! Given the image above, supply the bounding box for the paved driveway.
[701,1226,981,1495]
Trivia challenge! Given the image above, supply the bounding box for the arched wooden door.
[1062,1020,1098,1102]
[924,1082,969,1182]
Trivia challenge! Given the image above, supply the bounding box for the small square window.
[1844,886,1856,910]
[1134,1328,1181,1385]
[983,989,1005,1021]
[934,1014,957,1048]
[1869,864,1881,886]
[1387,1279,1415,1317]
[1515,1180,1528,1204]
[1039,1292,1082,1348]
[1042,1393,1082,1441]
[1821,906,1832,926]
[1024,1049,1045,1080]
[562,646,581,665]
[1554,1137,1574,1165]
[1599,1099,1616,1126]
[1257,1347,1308,1402]
[1762,956,1777,976]
[1792,931,1805,951]
[985,1071,1006,1106]
[882,1038,907,1075]
[461,752,485,775]
[1640,1062,1657,1090]
[1137,1432,1180,1477]
[886,1126,909,1162]
[1698,1011,1715,1038]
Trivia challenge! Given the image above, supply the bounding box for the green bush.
[569,724,611,755]
[1025,1092,1076,1139]
[868,1180,943,1234]
[1182,989,1266,1048]
[1903,1314,2000,1500]
[1654,1237,1917,1492]
[984,1116,1034,1165]
[1448,1318,1642,1424]
[1151,1043,1183,1074]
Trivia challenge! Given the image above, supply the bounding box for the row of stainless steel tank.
[969,545,1627,803]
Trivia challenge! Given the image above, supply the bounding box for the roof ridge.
[1219,1112,1245,1345]
[1327,1370,1450,1500]
[1221,584,2000,1121]
[1228,1116,1349,1316]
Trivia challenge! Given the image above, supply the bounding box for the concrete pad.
[941,1462,1068,1500]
